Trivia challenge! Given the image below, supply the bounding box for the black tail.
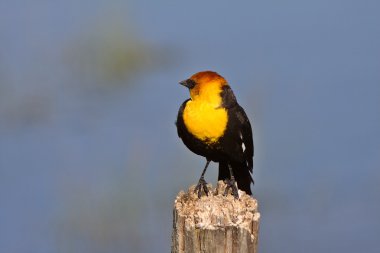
[218,161,253,195]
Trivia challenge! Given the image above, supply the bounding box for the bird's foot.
[194,177,209,198]
[223,178,239,199]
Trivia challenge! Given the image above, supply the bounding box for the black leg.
[223,164,239,199]
[194,160,211,198]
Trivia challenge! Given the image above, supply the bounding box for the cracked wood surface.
[172,181,260,253]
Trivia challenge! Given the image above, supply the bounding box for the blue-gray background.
[1,1,379,252]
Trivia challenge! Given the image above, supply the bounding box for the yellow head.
[180,71,227,105]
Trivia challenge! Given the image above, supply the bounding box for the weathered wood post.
[172,181,260,253]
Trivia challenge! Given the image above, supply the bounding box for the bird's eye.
[179,79,196,89]
[187,79,196,89]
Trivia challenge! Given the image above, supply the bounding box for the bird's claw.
[194,177,209,198]
[223,179,239,199]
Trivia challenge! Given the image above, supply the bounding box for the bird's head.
[179,71,228,102]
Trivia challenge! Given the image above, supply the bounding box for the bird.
[176,71,254,198]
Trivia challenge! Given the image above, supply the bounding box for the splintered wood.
[172,181,260,253]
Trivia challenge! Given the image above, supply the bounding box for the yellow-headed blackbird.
[176,71,254,198]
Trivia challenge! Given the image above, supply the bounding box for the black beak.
[179,79,196,89]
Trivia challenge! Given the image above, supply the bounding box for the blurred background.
[0,1,379,252]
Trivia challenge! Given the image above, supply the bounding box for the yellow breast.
[183,100,228,144]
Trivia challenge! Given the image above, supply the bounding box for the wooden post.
[172,181,260,253]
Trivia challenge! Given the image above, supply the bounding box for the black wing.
[176,99,190,139]
[219,85,254,193]
[220,85,254,171]
[236,105,254,172]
